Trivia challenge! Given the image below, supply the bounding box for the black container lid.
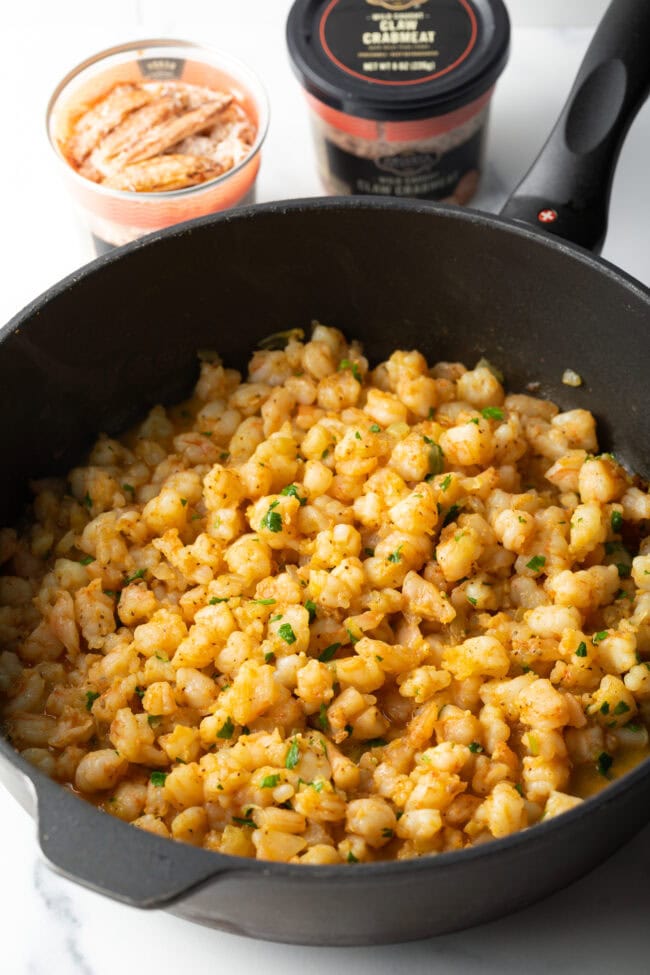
[287,0,510,121]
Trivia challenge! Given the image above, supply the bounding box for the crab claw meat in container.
[47,39,269,253]
[287,0,510,202]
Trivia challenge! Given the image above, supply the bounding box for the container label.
[322,124,483,200]
[138,57,186,79]
[319,0,478,85]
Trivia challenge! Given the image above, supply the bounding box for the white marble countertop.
[2,3,650,972]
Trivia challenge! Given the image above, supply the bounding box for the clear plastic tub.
[47,39,269,253]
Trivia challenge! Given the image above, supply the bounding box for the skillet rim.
[1,193,649,893]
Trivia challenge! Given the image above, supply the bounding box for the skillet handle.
[500,0,650,254]
[34,773,239,908]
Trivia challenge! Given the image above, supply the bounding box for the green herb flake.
[147,715,161,726]
[103,589,116,597]
[468,741,483,753]
[261,774,281,789]
[614,701,631,715]
[381,828,394,839]
[150,771,167,787]
[317,702,329,731]
[79,555,95,566]
[253,598,276,606]
[285,738,300,770]
[270,613,283,622]
[134,686,145,700]
[85,690,100,711]
[369,423,381,433]
[83,492,93,509]
[626,722,642,732]
[600,701,610,715]
[387,545,403,564]
[305,599,317,623]
[365,738,387,749]
[364,547,375,557]
[346,627,360,645]
[597,752,613,777]
[321,448,330,460]
[528,733,540,756]
[264,651,276,664]
[442,503,461,527]
[469,417,480,425]
[338,358,362,382]
[427,442,445,476]
[209,596,229,605]
[216,716,235,740]
[180,497,188,506]
[122,483,135,494]
[616,562,631,578]
[610,510,623,533]
[347,851,359,863]
[124,567,146,584]
[526,555,546,573]
[278,622,297,644]
[232,816,256,828]
[155,653,169,663]
[593,630,608,645]
[514,783,524,797]
[575,641,588,658]
[354,431,362,440]
[261,500,282,533]
[319,642,341,663]
[481,406,504,420]
[466,595,477,607]
[281,483,307,506]
[440,474,452,492]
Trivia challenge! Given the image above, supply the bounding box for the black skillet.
[1,0,649,946]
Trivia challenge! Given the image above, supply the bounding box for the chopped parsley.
[469,417,480,425]
[253,598,276,606]
[180,497,188,506]
[481,406,504,420]
[442,503,461,527]
[611,510,623,533]
[593,630,608,645]
[526,555,546,573]
[468,741,483,753]
[232,816,256,828]
[317,703,329,731]
[514,783,524,797]
[387,545,403,563]
[426,441,445,476]
[124,568,146,584]
[122,483,135,494]
[575,641,588,658]
[83,492,93,508]
[466,595,477,607]
[278,623,297,644]
[147,715,161,726]
[381,828,394,839]
[209,596,229,604]
[216,717,235,739]
[79,555,95,566]
[365,738,387,749]
[338,358,362,382]
[354,431,361,440]
[347,851,359,863]
[260,774,281,789]
[261,500,282,533]
[150,771,167,787]
[264,651,276,664]
[364,547,375,557]
[440,474,452,492]
[600,701,610,715]
[346,627,360,645]
[134,686,145,699]
[281,483,307,505]
[285,738,300,769]
[616,562,631,578]
[85,690,100,711]
[318,642,341,663]
[597,752,613,777]
[369,423,381,433]
[614,701,631,715]
[305,599,317,623]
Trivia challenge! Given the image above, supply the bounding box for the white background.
[2,2,650,973]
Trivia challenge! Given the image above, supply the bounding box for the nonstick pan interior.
[0,197,647,531]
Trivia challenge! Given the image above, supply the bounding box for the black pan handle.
[33,772,246,907]
[501,0,650,253]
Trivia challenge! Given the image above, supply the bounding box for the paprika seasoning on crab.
[287,0,509,203]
